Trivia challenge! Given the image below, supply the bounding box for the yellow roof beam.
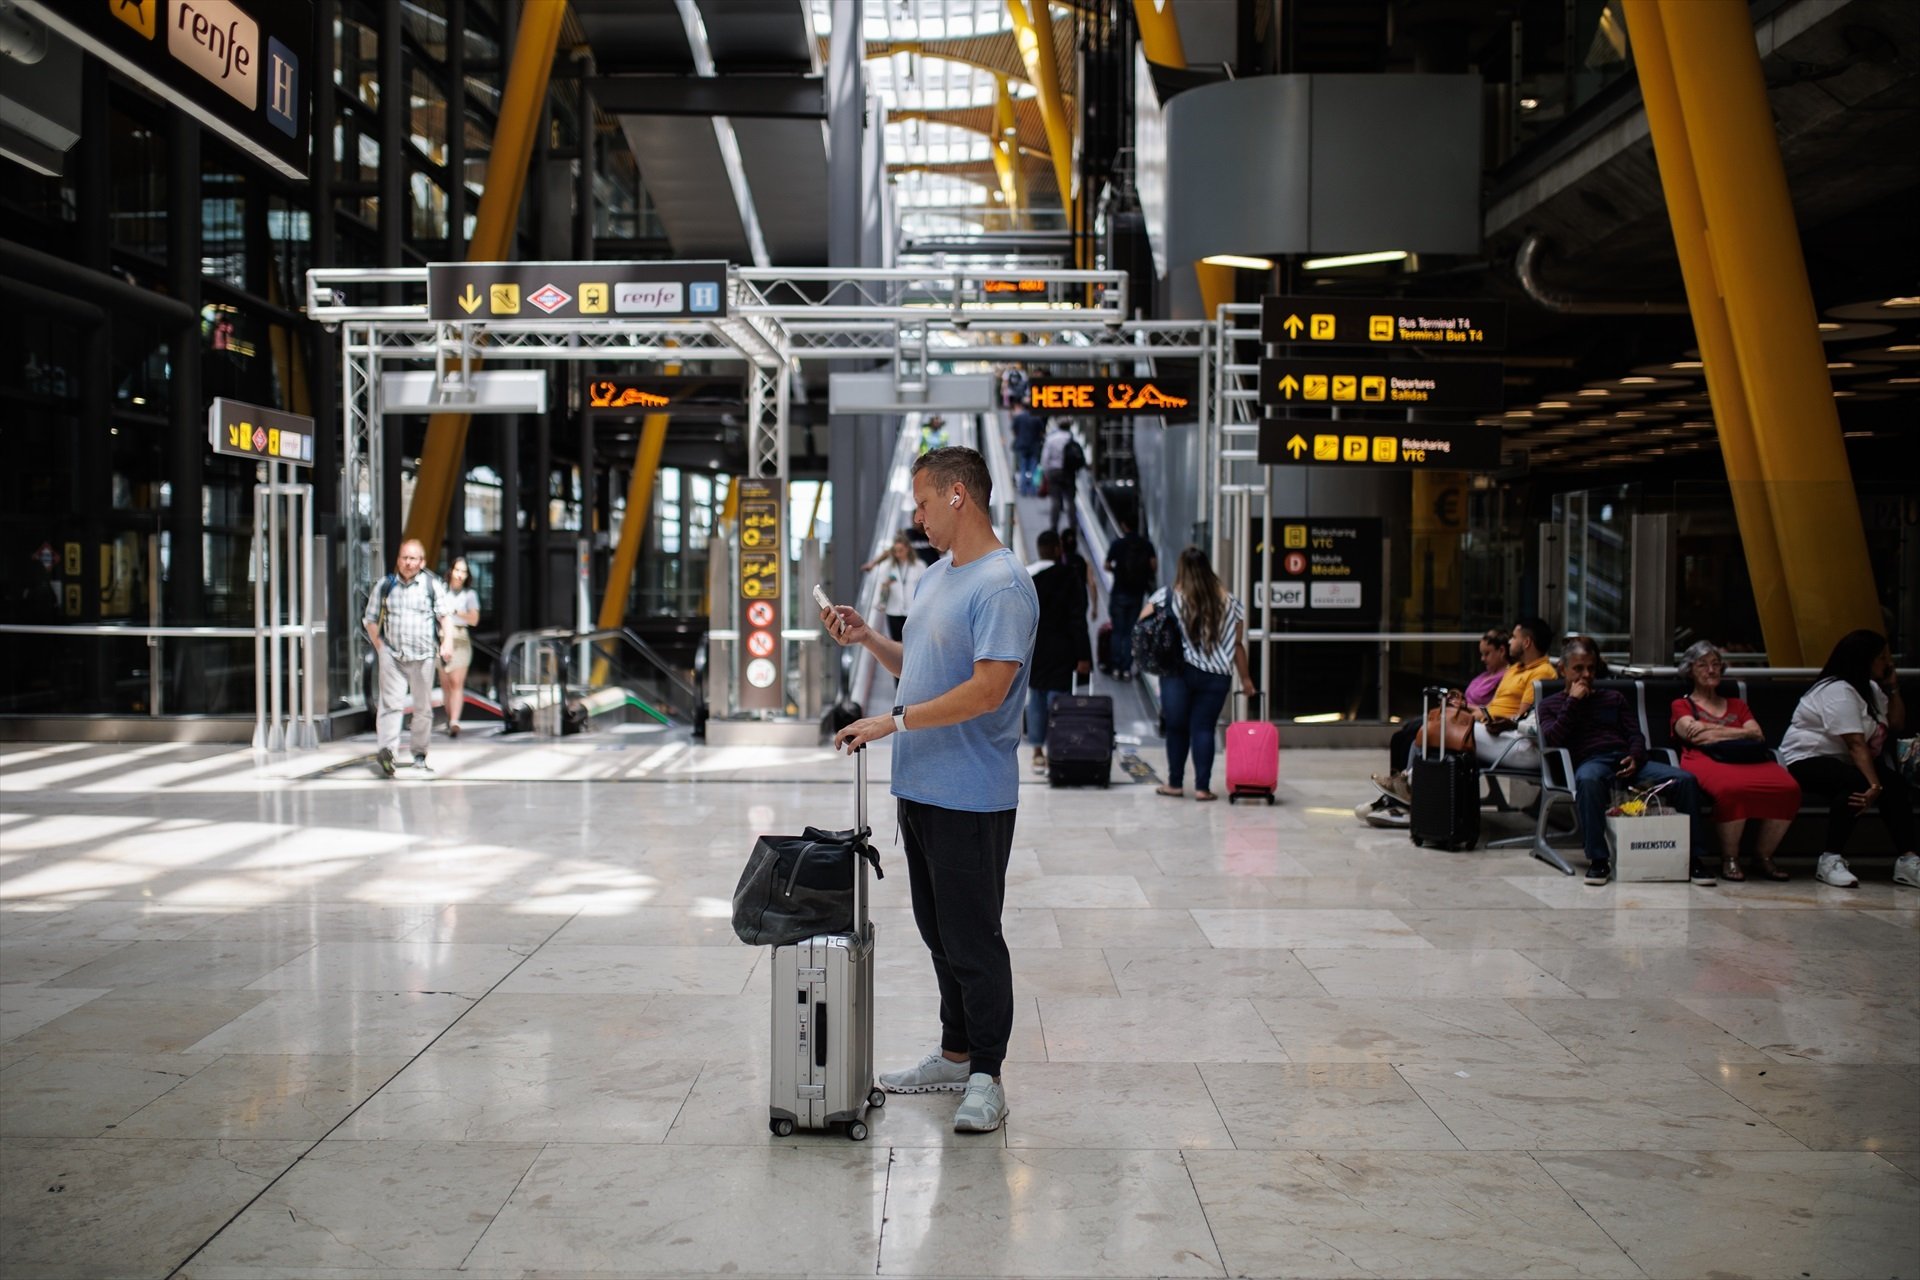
[403,0,568,567]
[1005,0,1075,256]
[991,74,1027,228]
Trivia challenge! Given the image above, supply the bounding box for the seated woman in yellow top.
[1465,616,1559,770]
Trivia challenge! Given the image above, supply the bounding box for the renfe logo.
[615,282,685,314]
[170,0,260,109]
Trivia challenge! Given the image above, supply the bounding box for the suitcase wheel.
[770,1117,795,1137]
[848,1121,869,1141]
[868,1088,886,1109]
[1410,836,1425,848]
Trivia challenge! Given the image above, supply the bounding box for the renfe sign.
[18,0,312,179]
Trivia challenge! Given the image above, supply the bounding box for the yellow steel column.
[1623,0,1799,664]
[991,75,1025,229]
[1006,0,1076,257]
[403,0,569,566]
[591,411,671,684]
[1654,0,1879,661]
[1132,0,1231,318]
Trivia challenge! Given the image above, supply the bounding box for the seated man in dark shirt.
[1538,638,1712,886]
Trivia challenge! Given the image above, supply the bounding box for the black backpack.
[1133,603,1185,677]
[1112,537,1154,594]
[1063,438,1087,473]
[732,825,883,946]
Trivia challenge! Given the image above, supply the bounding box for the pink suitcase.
[1225,692,1279,804]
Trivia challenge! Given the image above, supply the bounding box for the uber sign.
[19,0,313,179]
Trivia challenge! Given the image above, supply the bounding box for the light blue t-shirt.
[892,547,1039,813]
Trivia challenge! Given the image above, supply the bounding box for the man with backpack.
[1040,419,1085,534]
[1103,514,1158,681]
[361,539,455,777]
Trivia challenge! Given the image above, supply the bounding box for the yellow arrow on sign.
[458,284,483,314]
[1277,374,1300,399]
[1282,313,1305,340]
[1286,434,1307,459]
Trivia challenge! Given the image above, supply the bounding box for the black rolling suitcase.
[1409,686,1479,851]
[1047,675,1114,788]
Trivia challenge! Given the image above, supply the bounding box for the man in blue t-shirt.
[822,447,1038,1134]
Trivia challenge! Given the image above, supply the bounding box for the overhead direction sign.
[1259,357,1504,413]
[428,261,728,322]
[207,397,314,467]
[1259,420,1501,470]
[1260,296,1508,349]
[20,0,313,180]
[1023,378,1194,415]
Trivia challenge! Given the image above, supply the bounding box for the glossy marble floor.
[2,738,1915,1280]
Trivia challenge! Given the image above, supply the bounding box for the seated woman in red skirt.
[1670,641,1802,881]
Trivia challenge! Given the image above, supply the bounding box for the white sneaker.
[1815,852,1859,888]
[878,1051,971,1094]
[952,1073,1008,1132]
[1892,854,1920,888]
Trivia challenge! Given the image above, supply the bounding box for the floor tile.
[1052,908,1210,948]
[0,985,107,1043]
[190,902,448,942]
[0,1052,216,1137]
[183,990,476,1056]
[243,940,530,994]
[1521,945,1919,1001]
[45,939,316,991]
[1190,908,1432,949]
[1509,996,1778,1065]
[1001,1061,1234,1149]
[1253,997,1581,1064]
[465,1143,888,1275]
[662,1053,1002,1148]
[1396,1062,1805,1150]
[879,1147,1224,1276]
[1131,875,1278,909]
[109,1053,411,1139]
[3,988,271,1054]
[334,1049,699,1143]
[1104,947,1325,1000]
[493,943,760,995]
[0,1137,307,1280]
[1003,875,1150,909]
[1255,877,1418,909]
[1293,949,1578,997]
[1677,993,1920,1065]
[1201,1062,1464,1150]
[1009,947,1121,996]
[1185,1149,1641,1279]
[0,940,133,985]
[543,906,743,946]
[1037,995,1287,1062]
[1691,1062,1920,1152]
[190,1139,544,1274]
[1535,1150,1920,1280]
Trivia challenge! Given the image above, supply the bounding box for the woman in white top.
[864,533,925,642]
[440,557,482,737]
[1141,546,1255,801]
[1779,629,1914,888]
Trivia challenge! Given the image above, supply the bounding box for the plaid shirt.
[362,570,451,661]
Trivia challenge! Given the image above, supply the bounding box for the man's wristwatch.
[892,704,908,734]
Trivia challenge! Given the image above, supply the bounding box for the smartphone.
[812,584,833,612]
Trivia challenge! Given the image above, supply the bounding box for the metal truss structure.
[308,263,1214,710]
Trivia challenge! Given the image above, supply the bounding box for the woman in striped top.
[1143,547,1256,800]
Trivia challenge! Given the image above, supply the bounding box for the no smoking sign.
[746,601,775,628]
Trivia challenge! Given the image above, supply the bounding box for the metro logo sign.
[169,0,260,108]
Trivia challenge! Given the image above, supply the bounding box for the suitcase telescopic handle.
[1237,688,1264,719]
[851,745,870,934]
[1420,685,1452,762]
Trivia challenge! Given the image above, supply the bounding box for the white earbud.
[949,493,961,509]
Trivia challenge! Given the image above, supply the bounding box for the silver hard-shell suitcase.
[768,746,885,1139]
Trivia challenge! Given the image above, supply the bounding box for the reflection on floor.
[2,740,1915,1279]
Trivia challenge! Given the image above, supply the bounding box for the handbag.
[1132,601,1185,677]
[732,824,882,947]
[1414,699,1474,754]
[1685,697,1775,765]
